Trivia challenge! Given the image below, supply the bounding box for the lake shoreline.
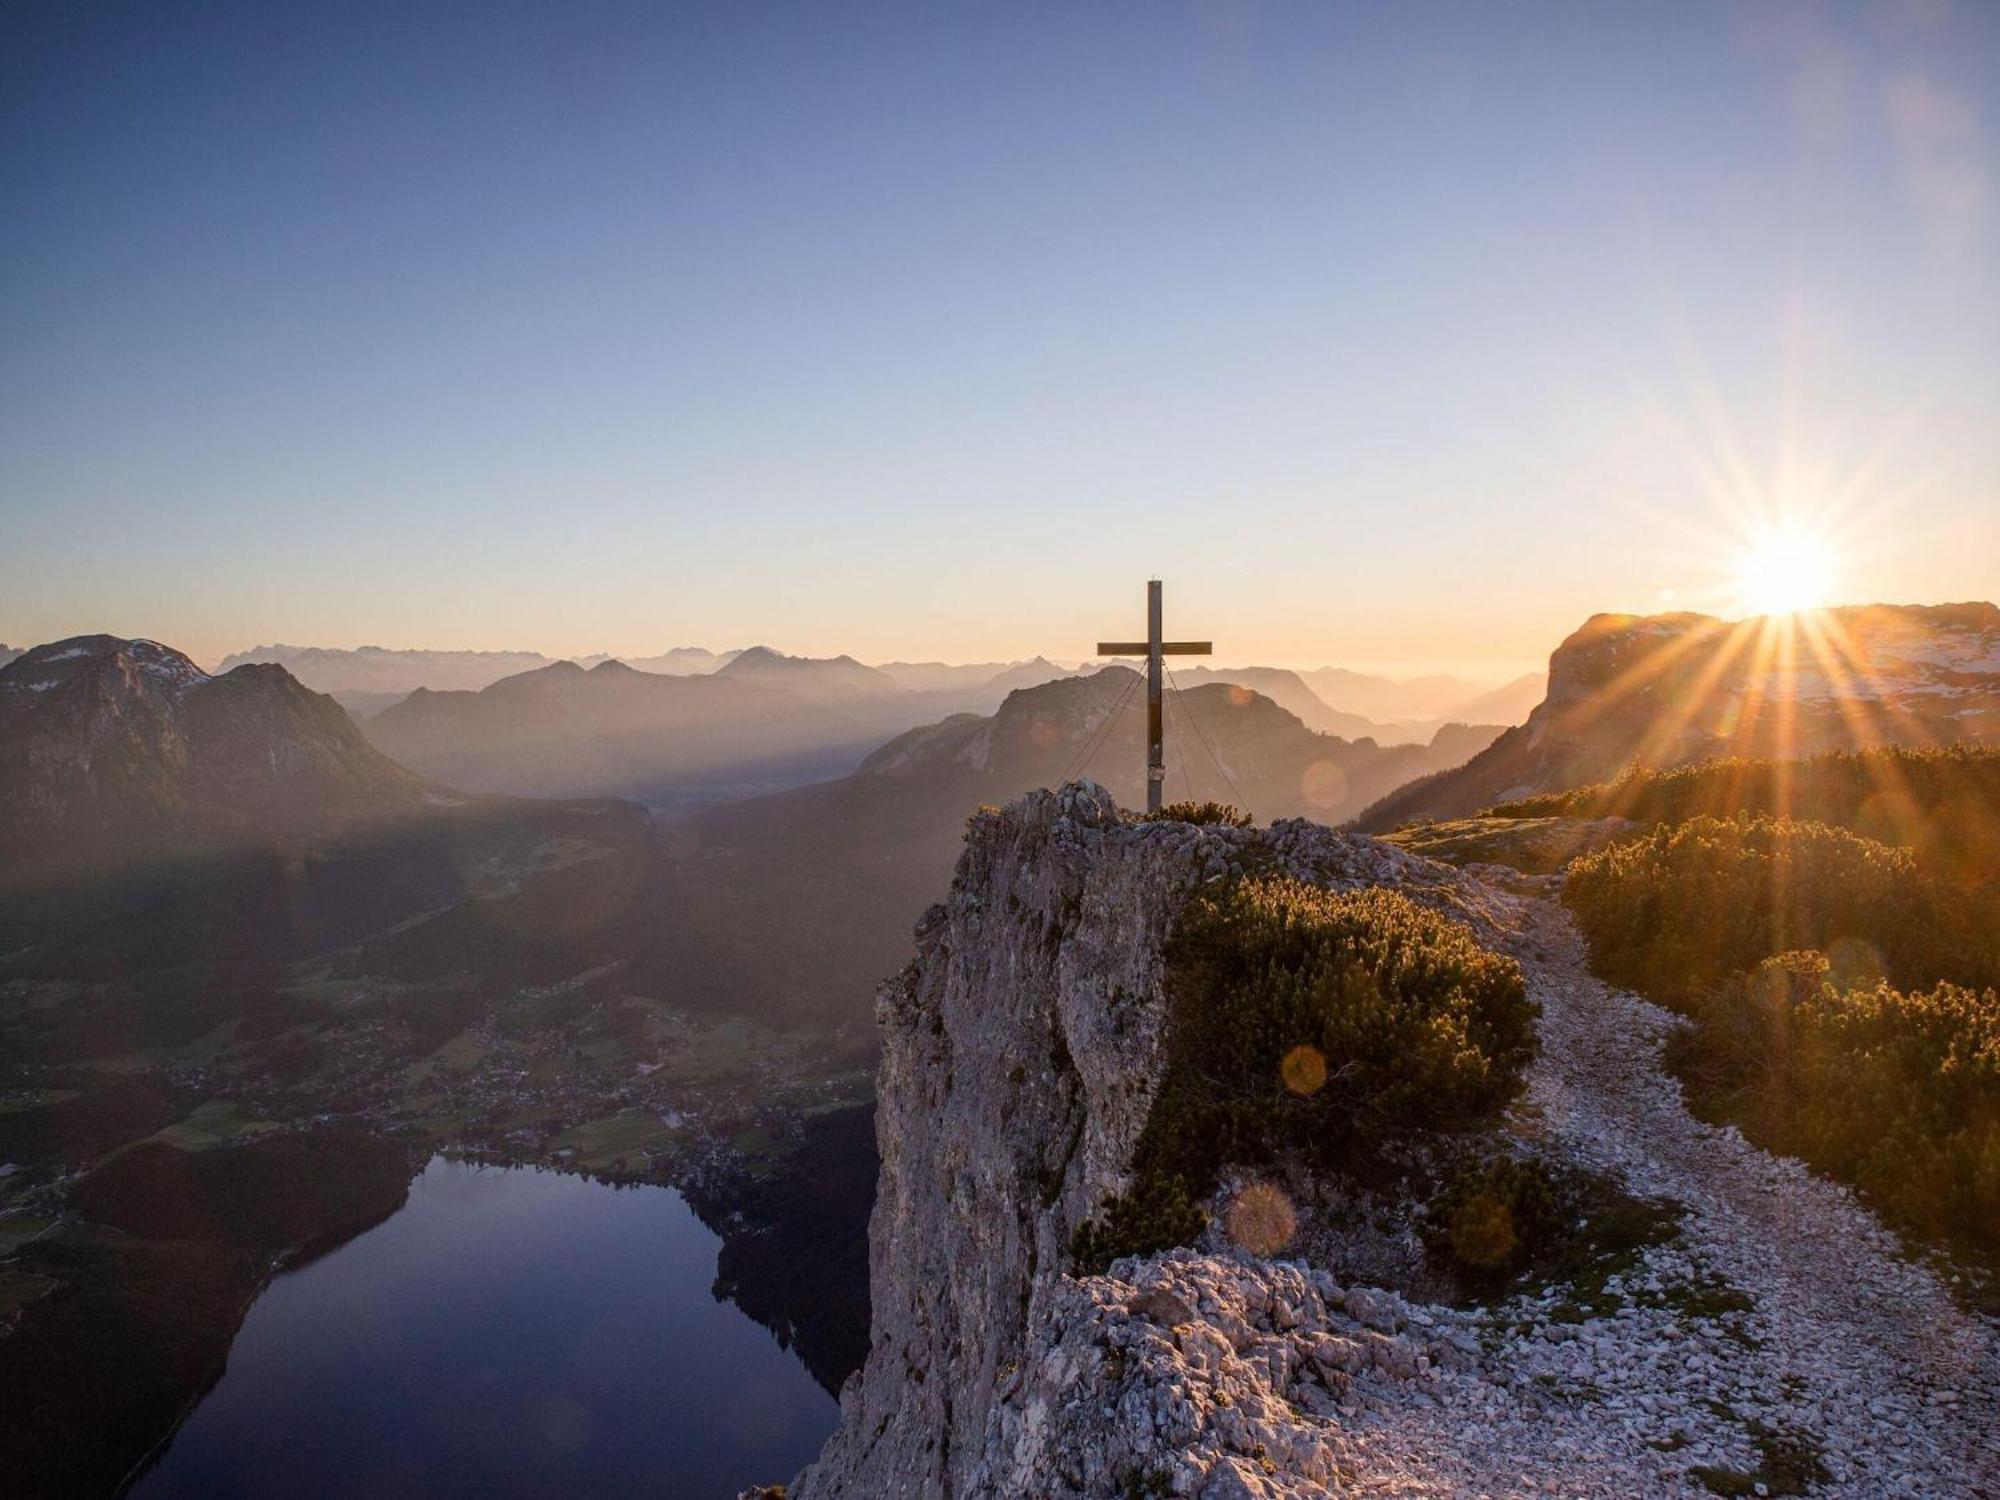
[130,1154,842,1500]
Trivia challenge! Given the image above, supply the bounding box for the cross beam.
[1096,580,1212,814]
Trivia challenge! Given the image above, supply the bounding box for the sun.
[1734,526,1837,616]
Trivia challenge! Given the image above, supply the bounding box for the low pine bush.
[1563,814,1993,1000]
[1141,800,1252,828]
[1669,953,2000,1256]
[1494,745,2000,887]
[1071,877,1535,1270]
[1422,1155,1563,1277]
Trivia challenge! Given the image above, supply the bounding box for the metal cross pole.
[1096,579,1212,814]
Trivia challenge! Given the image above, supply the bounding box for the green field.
[144,1099,280,1152]
[401,1028,494,1086]
[0,1212,58,1254]
[550,1110,686,1171]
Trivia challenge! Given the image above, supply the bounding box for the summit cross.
[1096,579,1212,815]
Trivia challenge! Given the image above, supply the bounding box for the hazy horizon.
[6,2,1998,675]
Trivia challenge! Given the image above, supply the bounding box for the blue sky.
[3,1,1995,677]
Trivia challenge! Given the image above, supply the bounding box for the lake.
[132,1156,839,1499]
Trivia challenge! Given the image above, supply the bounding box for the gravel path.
[983,875,2000,1498]
[1479,885,2000,1497]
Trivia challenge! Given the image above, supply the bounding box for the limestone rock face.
[790,783,1475,1499]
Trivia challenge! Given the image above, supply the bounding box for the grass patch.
[1421,1152,1682,1311]
[400,1028,492,1085]
[1690,1419,1829,1497]
[1381,816,1627,875]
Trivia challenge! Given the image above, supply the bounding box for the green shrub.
[1423,1155,1562,1276]
[1494,745,2000,887]
[1070,878,1535,1270]
[1568,804,2000,1271]
[1068,1173,1208,1275]
[1670,953,2000,1255]
[1564,815,1992,1001]
[1141,800,1252,828]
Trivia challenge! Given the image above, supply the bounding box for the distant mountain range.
[641,667,1505,1025]
[219,644,566,694]
[362,658,891,810]
[8,631,1550,814]
[1166,665,1389,739]
[209,639,1539,736]
[1356,603,2000,830]
[875,657,1070,693]
[716,645,903,701]
[355,651,1129,810]
[578,646,738,675]
[1296,665,1495,722]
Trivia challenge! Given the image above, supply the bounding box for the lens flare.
[1280,1043,1327,1096]
[1224,1182,1297,1256]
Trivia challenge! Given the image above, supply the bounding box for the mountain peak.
[1,634,433,878]
[716,645,901,700]
[2,635,210,703]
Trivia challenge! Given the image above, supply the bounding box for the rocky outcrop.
[782,780,2000,1499]
[790,783,1486,1498]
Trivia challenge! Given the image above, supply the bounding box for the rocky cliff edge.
[789,782,1496,1499]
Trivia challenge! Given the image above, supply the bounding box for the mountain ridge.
[1355,602,2000,831]
[0,636,440,878]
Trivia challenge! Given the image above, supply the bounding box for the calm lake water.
[133,1157,839,1499]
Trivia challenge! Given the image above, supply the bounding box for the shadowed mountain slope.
[642,669,1498,1026]
[0,637,666,1064]
[1,637,438,879]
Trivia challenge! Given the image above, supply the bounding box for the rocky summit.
[0,635,436,876]
[1356,603,2000,830]
[773,784,1999,1499]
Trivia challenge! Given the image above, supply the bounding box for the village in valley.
[1,965,875,1229]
